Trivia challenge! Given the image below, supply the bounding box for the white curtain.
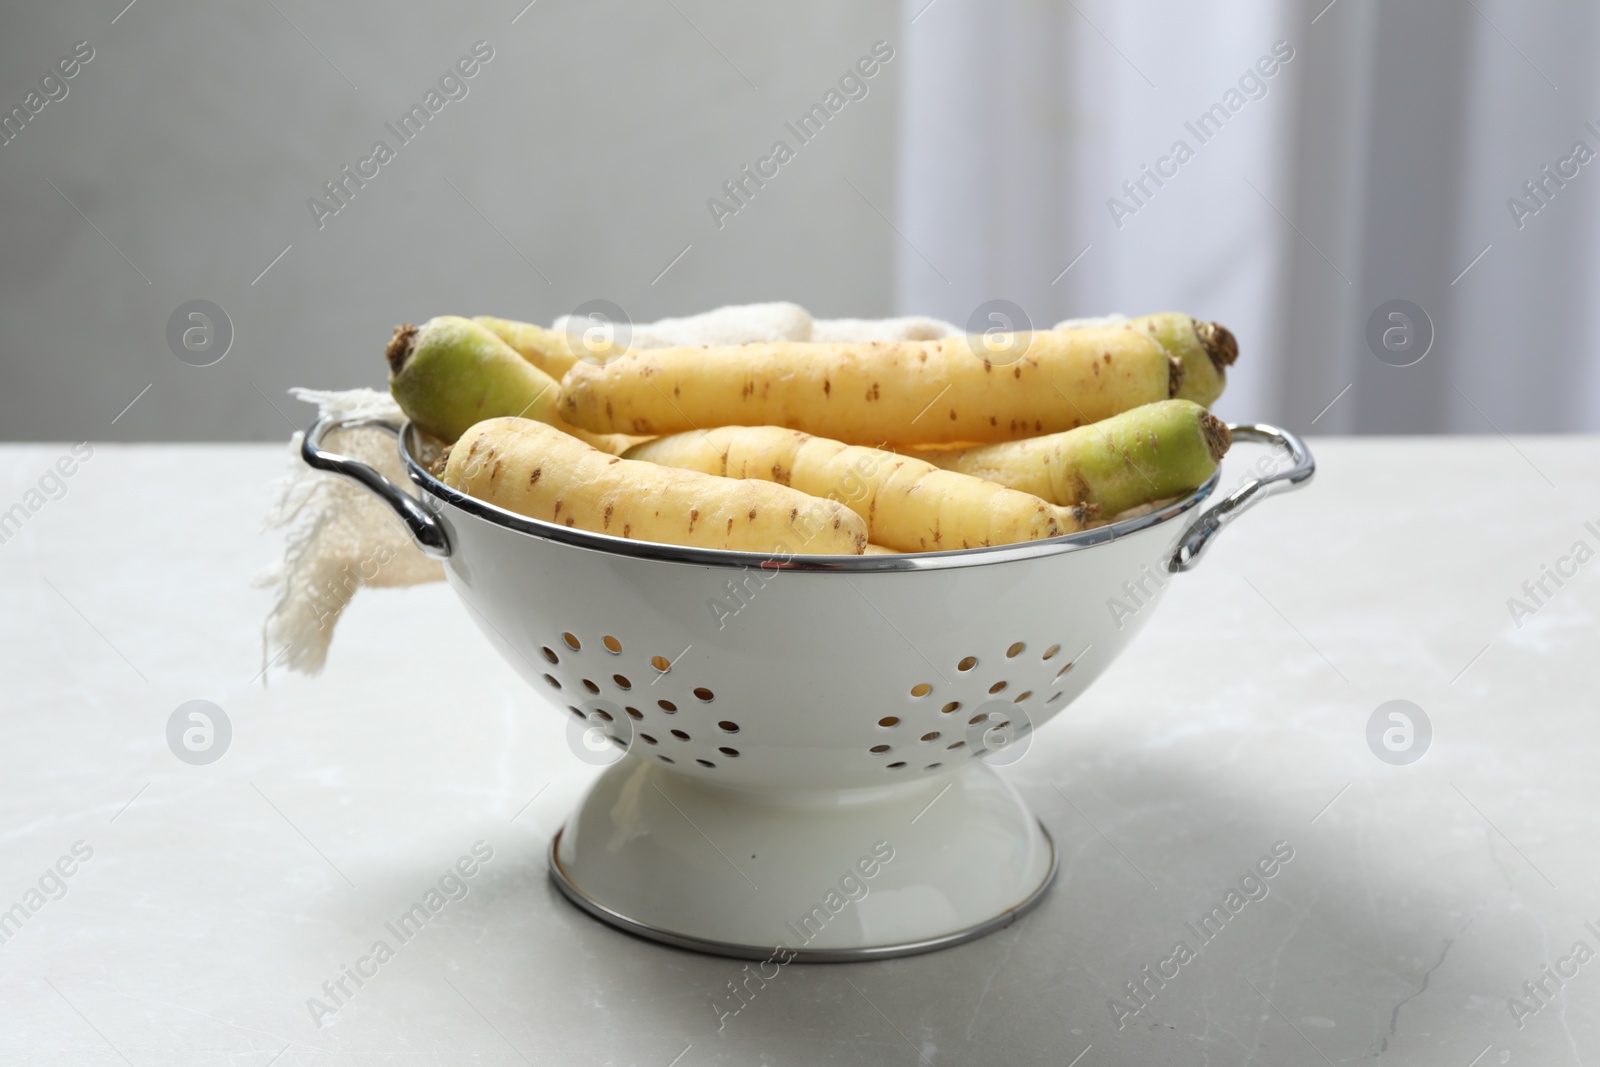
[896,0,1600,433]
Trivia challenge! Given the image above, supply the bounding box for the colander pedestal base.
[548,757,1057,961]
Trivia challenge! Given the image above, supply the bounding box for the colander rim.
[400,423,1219,572]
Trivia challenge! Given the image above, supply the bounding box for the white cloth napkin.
[260,303,961,675]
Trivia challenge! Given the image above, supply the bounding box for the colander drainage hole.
[910,683,932,698]
[693,687,715,703]
[594,709,614,722]
[1006,641,1026,658]
[658,755,675,764]
[717,721,740,733]
[718,747,740,758]
[625,707,644,720]
[696,759,716,768]
[967,714,986,725]
[543,674,561,690]
[957,656,978,672]
[613,674,632,690]
[1043,643,1061,661]
[602,635,622,653]
[670,729,690,741]
[924,763,943,771]
[1056,661,1076,680]
[541,646,559,664]
[581,679,600,694]
[869,744,891,754]
[920,732,941,742]
[640,733,658,745]
[567,706,583,718]
[877,716,900,728]
[941,701,961,714]
[651,655,672,673]
[658,700,677,713]
[1047,692,1064,703]
[947,740,966,750]
[988,681,1008,695]
[562,632,581,651]
[886,762,906,770]
[1013,690,1033,703]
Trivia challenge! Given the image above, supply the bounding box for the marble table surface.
[2,436,1597,1066]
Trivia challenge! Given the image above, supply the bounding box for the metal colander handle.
[300,415,452,559]
[1167,423,1315,573]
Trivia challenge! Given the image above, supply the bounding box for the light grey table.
[2,437,1595,1065]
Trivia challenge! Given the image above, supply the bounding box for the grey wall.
[9,0,1598,442]
[1276,0,1600,434]
[894,0,1600,435]
[0,1,904,441]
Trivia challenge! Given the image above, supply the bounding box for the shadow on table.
[365,743,1550,1067]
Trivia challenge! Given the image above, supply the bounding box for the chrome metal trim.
[300,416,452,559]
[1167,423,1316,572]
[396,422,1220,573]
[298,414,1316,574]
[545,823,1059,963]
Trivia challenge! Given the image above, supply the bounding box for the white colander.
[303,417,1313,961]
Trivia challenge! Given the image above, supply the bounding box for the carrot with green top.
[1121,313,1236,408]
[560,327,1180,446]
[919,399,1230,516]
[387,315,628,451]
